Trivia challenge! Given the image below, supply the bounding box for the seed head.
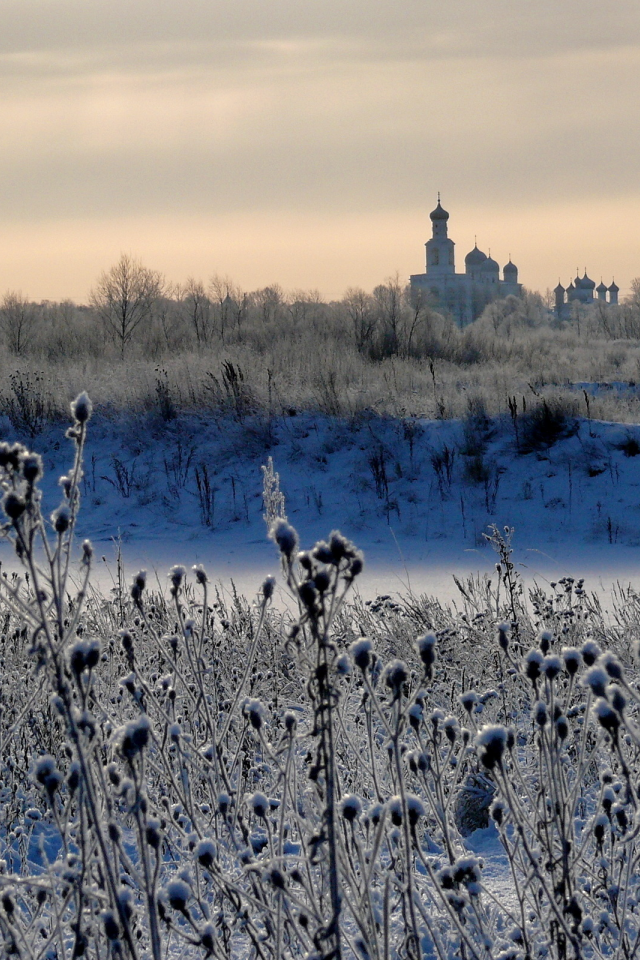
[542,655,563,681]
[475,724,508,770]
[340,794,362,822]
[168,565,187,592]
[34,755,62,795]
[336,652,351,675]
[192,564,208,585]
[195,838,216,869]
[350,637,372,671]
[387,796,403,826]
[581,639,601,667]
[582,665,608,698]
[384,659,408,693]
[20,452,42,484]
[250,791,269,819]
[416,633,436,673]
[3,492,25,522]
[534,701,548,727]
[51,505,71,534]
[269,519,299,560]
[101,910,119,941]
[71,392,93,424]
[131,570,147,603]
[609,685,626,714]
[459,691,478,715]
[262,575,275,600]
[497,623,510,652]
[166,878,190,912]
[562,647,581,676]
[525,649,543,683]
[406,793,426,826]
[594,698,620,735]
[601,652,624,681]
[119,715,151,759]
[244,698,265,730]
[538,630,553,654]
[491,800,508,826]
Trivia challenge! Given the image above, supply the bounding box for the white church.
[410,197,522,326]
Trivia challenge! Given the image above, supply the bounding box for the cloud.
[0,0,639,297]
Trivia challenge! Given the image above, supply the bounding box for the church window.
[431,249,439,265]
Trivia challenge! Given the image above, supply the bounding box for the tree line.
[1,253,639,364]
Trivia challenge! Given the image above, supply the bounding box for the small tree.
[180,278,212,346]
[372,274,404,356]
[90,254,164,357]
[0,291,39,355]
[342,287,377,353]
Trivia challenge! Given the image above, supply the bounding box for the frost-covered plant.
[3,402,640,959]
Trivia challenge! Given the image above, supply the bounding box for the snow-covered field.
[7,407,640,607]
[1,404,640,958]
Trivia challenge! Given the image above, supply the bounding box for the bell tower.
[425,194,455,276]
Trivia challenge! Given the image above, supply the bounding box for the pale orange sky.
[1,0,640,302]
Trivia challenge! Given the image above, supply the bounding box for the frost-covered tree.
[0,290,39,354]
[179,277,212,345]
[90,254,164,357]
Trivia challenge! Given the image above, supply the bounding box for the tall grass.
[1,283,640,427]
[0,401,639,957]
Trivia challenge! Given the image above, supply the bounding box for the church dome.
[596,281,608,294]
[430,200,449,221]
[581,272,595,290]
[482,255,499,271]
[465,244,487,266]
[554,282,565,293]
[609,280,619,292]
[504,259,518,277]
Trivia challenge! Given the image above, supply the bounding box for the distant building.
[410,197,522,327]
[554,272,618,319]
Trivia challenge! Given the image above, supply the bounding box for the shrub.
[615,433,640,457]
[518,397,579,453]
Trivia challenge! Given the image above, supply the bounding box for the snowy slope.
[2,408,640,602]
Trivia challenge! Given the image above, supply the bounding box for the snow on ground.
[465,825,519,917]
[3,406,638,919]
[2,408,640,606]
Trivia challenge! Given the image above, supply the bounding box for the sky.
[1,0,640,303]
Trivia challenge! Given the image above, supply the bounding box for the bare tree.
[286,289,325,325]
[342,287,377,353]
[180,278,212,346]
[252,284,285,324]
[210,275,242,343]
[90,254,164,358]
[0,291,39,355]
[372,274,404,356]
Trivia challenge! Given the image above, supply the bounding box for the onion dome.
[554,281,565,293]
[504,259,518,277]
[581,271,595,290]
[596,281,608,295]
[609,280,619,293]
[482,254,499,271]
[465,244,487,266]
[430,200,449,221]
[567,282,575,293]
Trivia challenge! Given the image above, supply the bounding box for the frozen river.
[48,532,640,617]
